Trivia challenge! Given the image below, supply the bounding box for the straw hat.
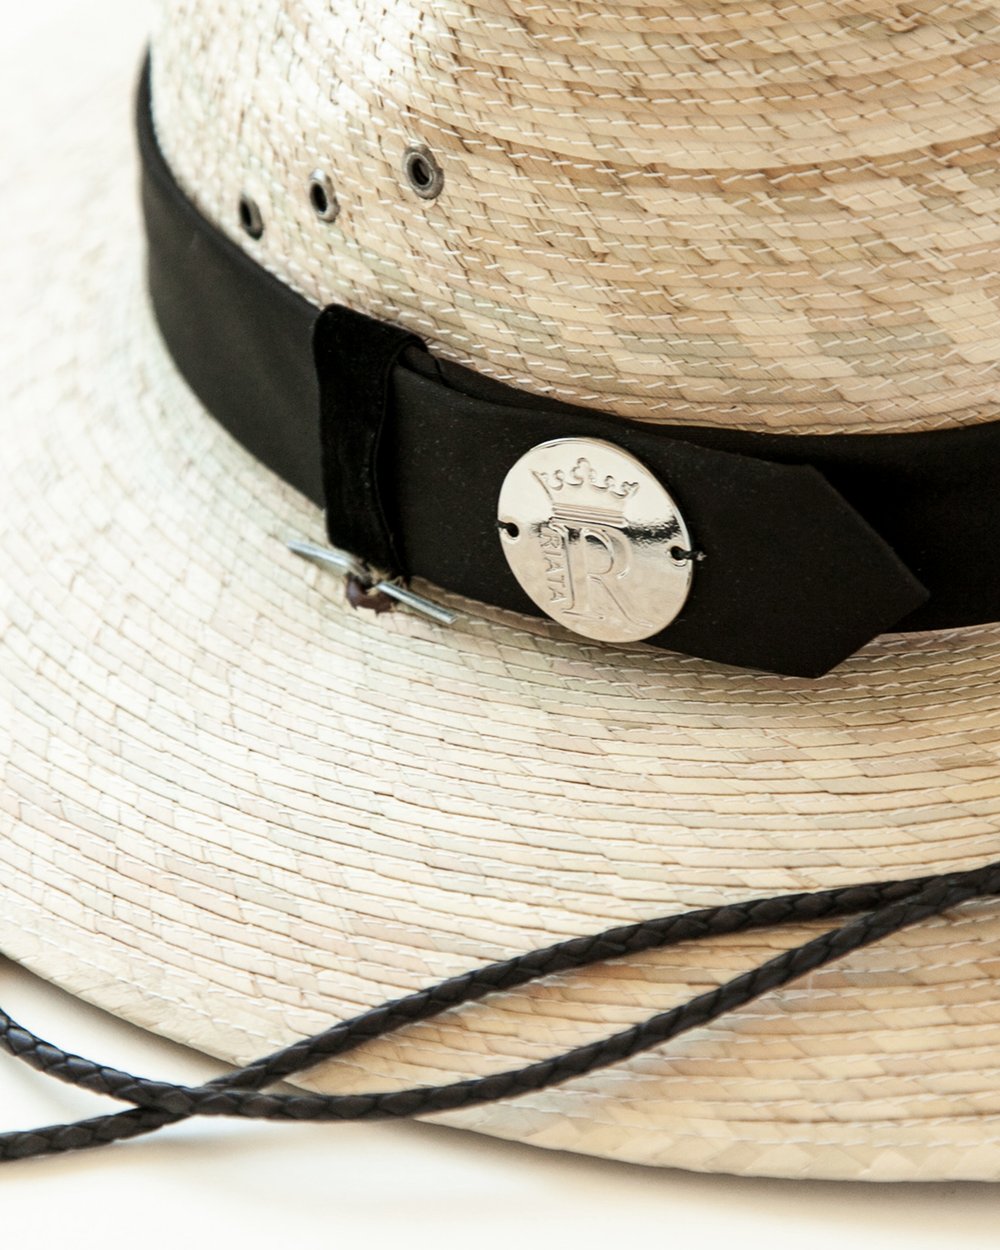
[6,0,1000,1180]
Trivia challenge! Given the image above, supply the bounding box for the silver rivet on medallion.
[497,438,695,643]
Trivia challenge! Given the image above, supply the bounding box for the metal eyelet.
[402,144,444,200]
[238,193,264,240]
[308,171,341,223]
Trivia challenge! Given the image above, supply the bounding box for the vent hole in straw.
[309,171,341,223]
[239,193,264,240]
[403,145,444,200]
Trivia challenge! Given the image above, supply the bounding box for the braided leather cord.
[2,860,999,1163]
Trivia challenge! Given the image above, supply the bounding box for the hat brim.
[6,0,1000,1183]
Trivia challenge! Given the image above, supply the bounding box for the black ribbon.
[139,59,1000,676]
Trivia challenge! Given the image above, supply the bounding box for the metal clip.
[286,539,458,627]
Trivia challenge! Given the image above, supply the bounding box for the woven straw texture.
[6,0,1000,1181]
[153,0,1000,434]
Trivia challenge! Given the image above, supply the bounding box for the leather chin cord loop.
[3,858,999,1162]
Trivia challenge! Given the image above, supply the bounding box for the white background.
[5,1,1000,1244]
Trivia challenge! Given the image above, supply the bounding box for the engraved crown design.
[533,456,639,527]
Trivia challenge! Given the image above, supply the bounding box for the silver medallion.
[497,438,694,643]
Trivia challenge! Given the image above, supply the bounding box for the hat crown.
[151,0,1000,435]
